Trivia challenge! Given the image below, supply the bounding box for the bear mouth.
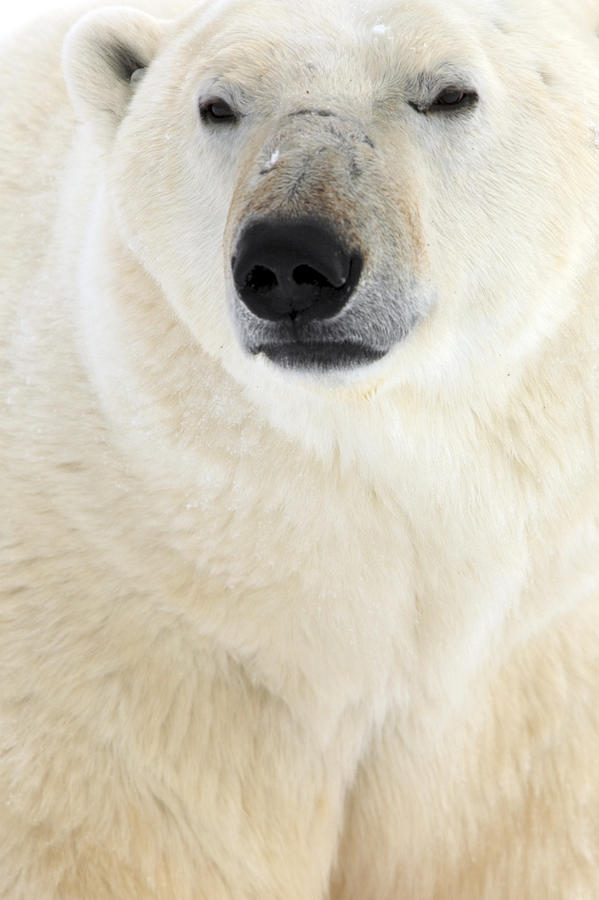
[253,340,387,371]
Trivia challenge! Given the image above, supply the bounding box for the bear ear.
[62,6,166,133]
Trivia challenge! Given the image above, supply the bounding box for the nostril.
[246,265,278,294]
[292,264,333,289]
[232,216,363,322]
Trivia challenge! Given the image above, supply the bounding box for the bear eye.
[199,96,239,125]
[429,87,478,112]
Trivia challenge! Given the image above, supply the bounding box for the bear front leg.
[0,645,349,900]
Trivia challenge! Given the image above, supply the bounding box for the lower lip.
[253,341,387,371]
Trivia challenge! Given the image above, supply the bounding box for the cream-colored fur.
[2,0,599,897]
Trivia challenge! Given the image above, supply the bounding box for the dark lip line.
[251,339,386,353]
[249,340,388,368]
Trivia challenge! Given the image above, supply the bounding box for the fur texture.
[2,0,599,897]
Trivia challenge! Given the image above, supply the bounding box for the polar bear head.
[63,0,599,404]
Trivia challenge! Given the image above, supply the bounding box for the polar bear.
[2,0,599,896]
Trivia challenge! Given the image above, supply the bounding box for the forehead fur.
[171,0,498,106]
[163,0,589,123]
[183,0,487,45]
[175,0,584,56]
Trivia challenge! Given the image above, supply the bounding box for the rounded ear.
[62,6,166,134]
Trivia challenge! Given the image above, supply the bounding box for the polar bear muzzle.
[229,217,391,371]
[226,112,412,372]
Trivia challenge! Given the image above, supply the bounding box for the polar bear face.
[64,0,599,395]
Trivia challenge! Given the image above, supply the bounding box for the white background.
[1,0,67,36]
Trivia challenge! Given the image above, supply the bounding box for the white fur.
[2,0,599,897]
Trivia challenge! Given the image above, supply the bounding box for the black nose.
[232,217,363,321]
